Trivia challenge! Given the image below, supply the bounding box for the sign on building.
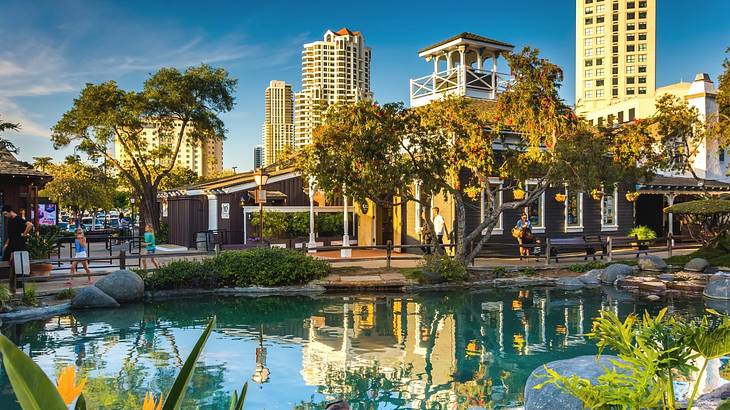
[221,203,230,219]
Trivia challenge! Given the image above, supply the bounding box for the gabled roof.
[0,148,51,180]
[160,165,299,197]
[334,28,361,36]
[639,175,730,193]
[418,32,514,54]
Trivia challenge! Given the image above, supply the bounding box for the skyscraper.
[262,80,294,166]
[253,145,263,169]
[294,28,372,147]
[575,0,656,114]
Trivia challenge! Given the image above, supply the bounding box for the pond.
[0,287,720,409]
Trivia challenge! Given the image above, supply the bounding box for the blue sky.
[1,0,729,171]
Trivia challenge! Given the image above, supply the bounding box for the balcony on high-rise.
[409,33,514,107]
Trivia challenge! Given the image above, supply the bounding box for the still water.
[0,288,716,409]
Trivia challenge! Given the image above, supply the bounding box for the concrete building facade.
[575,0,656,114]
[294,28,372,148]
[262,80,294,166]
[114,120,223,178]
[253,145,263,170]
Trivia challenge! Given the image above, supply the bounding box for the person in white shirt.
[431,207,448,246]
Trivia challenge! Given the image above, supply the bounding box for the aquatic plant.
[536,308,730,409]
[0,317,248,409]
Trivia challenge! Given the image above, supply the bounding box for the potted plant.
[625,191,640,202]
[590,188,603,201]
[26,230,60,276]
[554,193,566,203]
[513,188,526,200]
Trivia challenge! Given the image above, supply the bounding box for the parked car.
[57,222,69,232]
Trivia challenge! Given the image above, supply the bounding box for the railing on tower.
[409,66,513,107]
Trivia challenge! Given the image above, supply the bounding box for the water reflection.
[0,289,711,409]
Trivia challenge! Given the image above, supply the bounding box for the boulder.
[578,269,603,286]
[703,272,730,300]
[421,270,445,284]
[657,273,676,281]
[556,277,585,290]
[639,281,667,293]
[646,294,661,302]
[684,258,710,273]
[668,281,706,293]
[617,276,649,288]
[71,286,120,309]
[676,271,711,282]
[524,355,623,410]
[638,254,667,272]
[94,269,144,303]
[601,264,634,284]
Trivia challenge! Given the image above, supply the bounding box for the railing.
[409,67,513,106]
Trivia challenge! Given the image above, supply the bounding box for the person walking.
[432,207,449,249]
[419,217,434,255]
[2,205,33,262]
[69,228,93,284]
[141,224,159,270]
[513,212,533,257]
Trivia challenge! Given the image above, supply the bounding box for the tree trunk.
[453,191,468,263]
[140,185,160,233]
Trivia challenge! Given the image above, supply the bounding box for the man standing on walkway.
[432,207,448,248]
[2,205,33,262]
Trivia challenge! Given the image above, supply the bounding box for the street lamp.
[129,197,136,235]
[254,168,269,245]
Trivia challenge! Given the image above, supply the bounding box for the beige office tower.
[575,0,656,114]
[114,120,223,177]
[262,80,294,166]
[294,28,372,147]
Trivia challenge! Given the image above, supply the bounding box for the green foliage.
[157,220,169,244]
[0,333,69,409]
[420,254,467,282]
[40,159,116,215]
[21,284,37,306]
[228,383,247,410]
[568,260,607,273]
[629,225,657,241]
[537,308,730,409]
[55,288,76,300]
[492,266,507,277]
[26,229,60,260]
[667,246,730,268]
[316,213,341,236]
[0,115,20,154]
[145,248,330,290]
[249,211,342,239]
[665,199,730,248]
[519,267,537,276]
[0,283,11,307]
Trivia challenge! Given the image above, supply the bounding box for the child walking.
[69,228,92,284]
[142,224,160,270]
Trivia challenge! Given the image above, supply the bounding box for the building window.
[629,108,636,121]
[596,89,605,97]
[638,43,647,51]
[627,87,635,95]
[638,87,647,94]
[612,88,619,96]
[585,38,593,46]
[627,34,635,41]
[565,189,583,231]
[596,4,605,13]
[720,149,726,163]
[638,54,647,62]
[626,55,635,63]
[525,181,545,232]
[627,23,636,30]
[596,68,605,76]
[638,65,647,73]
[585,90,594,98]
[585,48,593,57]
[612,24,619,32]
[627,1,635,8]
[596,47,604,55]
[626,77,635,84]
[596,79,605,86]
[596,58,604,65]
[601,185,619,230]
[597,26,605,34]
[639,22,647,29]
[626,66,635,74]
[639,33,647,40]
[585,28,594,35]
[639,0,647,6]
[627,45,636,52]
[585,6,593,14]
[612,77,619,85]
[596,36,605,45]
[638,76,646,84]
[585,17,594,24]
[627,12,635,19]
[597,16,605,23]
[585,59,594,67]
[585,80,593,88]
[585,69,593,78]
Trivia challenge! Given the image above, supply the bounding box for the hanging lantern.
[554,193,566,203]
[626,191,640,202]
[513,188,526,200]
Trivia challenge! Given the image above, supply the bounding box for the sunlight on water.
[0,288,713,409]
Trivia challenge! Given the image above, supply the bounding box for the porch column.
[243,207,247,244]
[459,46,467,94]
[492,52,498,99]
[667,192,676,237]
[307,178,317,252]
[341,189,351,258]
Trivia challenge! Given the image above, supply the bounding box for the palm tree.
[0,115,20,153]
[32,156,53,172]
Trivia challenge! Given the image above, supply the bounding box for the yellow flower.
[142,392,163,410]
[56,366,86,405]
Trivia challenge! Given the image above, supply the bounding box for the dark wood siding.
[167,196,208,247]
[216,192,244,244]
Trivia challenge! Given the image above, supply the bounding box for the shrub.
[144,248,329,290]
[22,284,37,306]
[55,288,76,300]
[0,284,10,307]
[316,213,342,236]
[568,260,607,273]
[629,225,657,241]
[421,254,467,282]
[665,199,730,248]
[520,267,537,276]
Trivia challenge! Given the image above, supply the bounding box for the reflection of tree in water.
[294,363,414,410]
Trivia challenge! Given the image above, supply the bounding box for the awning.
[637,175,730,194]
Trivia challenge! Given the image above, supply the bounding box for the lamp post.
[254,168,269,245]
[129,197,136,236]
[341,185,351,258]
[307,177,317,252]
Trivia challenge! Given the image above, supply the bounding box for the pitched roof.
[639,175,730,192]
[0,148,51,179]
[334,28,361,36]
[160,165,298,197]
[418,32,515,54]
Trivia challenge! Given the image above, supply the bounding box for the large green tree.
[718,47,730,150]
[297,48,670,265]
[0,115,20,154]
[51,64,237,230]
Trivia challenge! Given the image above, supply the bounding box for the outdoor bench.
[547,237,599,263]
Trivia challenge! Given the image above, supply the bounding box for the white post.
[243,207,247,244]
[667,192,675,240]
[307,178,317,252]
[480,186,486,223]
[459,47,466,94]
[476,50,483,70]
[341,191,351,258]
[492,52,498,99]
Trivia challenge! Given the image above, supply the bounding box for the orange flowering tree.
[297,47,662,266]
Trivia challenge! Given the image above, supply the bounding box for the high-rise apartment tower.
[262,80,294,166]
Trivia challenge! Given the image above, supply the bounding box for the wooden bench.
[547,237,599,263]
[608,235,652,257]
[583,234,608,260]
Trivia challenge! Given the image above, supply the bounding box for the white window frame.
[525,180,546,233]
[564,187,584,233]
[601,185,619,231]
[482,178,503,236]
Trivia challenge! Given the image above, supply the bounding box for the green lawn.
[665,247,730,267]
